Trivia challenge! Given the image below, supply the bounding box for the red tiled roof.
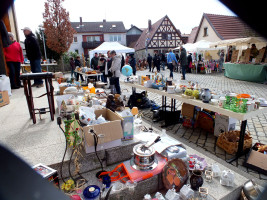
[134,16,165,51]
[188,26,198,43]
[194,13,259,42]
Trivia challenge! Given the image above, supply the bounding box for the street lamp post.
[39,27,48,72]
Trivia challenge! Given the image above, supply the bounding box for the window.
[167,34,172,40]
[86,36,100,42]
[75,49,79,54]
[204,27,208,37]
[112,24,116,28]
[162,33,167,40]
[73,37,77,42]
[109,35,121,42]
[99,25,103,28]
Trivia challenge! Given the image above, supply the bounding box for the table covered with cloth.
[223,63,267,83]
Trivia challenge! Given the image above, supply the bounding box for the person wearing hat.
[23,27,43,87]
[109,50,122,94]
[3,32,24,89]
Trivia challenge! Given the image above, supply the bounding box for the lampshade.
[131,107,139,116]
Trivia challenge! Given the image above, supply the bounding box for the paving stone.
[216,153,225,160]
[257,132,266,137]
[205,142,215,148]
[237,165,247,173]
[248,171,260,179]
[197,139,205,145]
[216,147,225,154]
[205,146,215,153]
[189,135,199,143]
[259,174,267,180]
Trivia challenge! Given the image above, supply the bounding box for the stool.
[20,72,55,124]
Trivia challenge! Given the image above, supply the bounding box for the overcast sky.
[14,0,235,41]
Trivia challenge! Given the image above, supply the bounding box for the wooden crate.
[216,130,252,154]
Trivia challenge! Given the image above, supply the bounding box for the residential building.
[134,15,184,59]
[126,25,143,48]
[187,26,198,43]
[181,33,189,44]
[69,18,126,58]
[194,13,259,43]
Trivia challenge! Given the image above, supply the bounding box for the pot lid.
[133,144,155,156]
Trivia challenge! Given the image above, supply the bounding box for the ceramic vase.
[190,170,204,190]
[201,88,211,103]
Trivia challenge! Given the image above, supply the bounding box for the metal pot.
[243,180,263,200]
[130,144,158,171]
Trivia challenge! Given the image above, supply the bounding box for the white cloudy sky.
[14,0,235,41]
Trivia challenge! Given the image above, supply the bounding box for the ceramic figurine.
[211,164,221,177]
[199,187,208,199]
[201,88,211,103]
[220,170,234,187]
[165,188,180,200]
[205,170,213,182]
[180,184,194,200]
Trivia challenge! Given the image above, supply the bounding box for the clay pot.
[190,170,203,190]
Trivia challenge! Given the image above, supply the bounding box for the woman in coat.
[3,32,24,89]
[109,50,122,94]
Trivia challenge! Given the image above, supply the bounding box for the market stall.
[210,37,267,82]
[175,40,226,73]
[89,42,135,59]
[27,68,266,199]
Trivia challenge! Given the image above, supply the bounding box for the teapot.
[201,88,211,103]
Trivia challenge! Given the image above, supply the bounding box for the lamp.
[131,107,139,116]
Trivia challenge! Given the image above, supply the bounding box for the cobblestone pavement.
[121,68,267,181]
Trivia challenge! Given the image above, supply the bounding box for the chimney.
[148,20,152,31]
[131,24,133,28]
[103,19,106,23]
[80,17,82,26]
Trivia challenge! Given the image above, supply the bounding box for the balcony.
[82,41,103,49]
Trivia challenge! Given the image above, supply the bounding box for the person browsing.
[167,49,178,79]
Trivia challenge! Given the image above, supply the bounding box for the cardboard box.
[32,163,59,188]
[59,86,78,95]
[116,110,134,141]
[214,113,237,137]
[245,150,267,175]
[83,109,123,153]
[181,103,195,118]
[0,91,9,107]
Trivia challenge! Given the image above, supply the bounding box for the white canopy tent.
[210,37,267,48]
[89,42,135,59]
[175,40,212,52]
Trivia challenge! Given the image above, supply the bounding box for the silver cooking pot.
[130,144,158,171]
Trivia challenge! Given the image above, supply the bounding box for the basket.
[216,130,252,154]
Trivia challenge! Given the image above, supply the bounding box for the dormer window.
[99,25,103,28]
[112,25,116,28]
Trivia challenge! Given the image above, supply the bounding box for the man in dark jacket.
[161,53,166,71]
[147,53,152,72]
[75,56,84,82]
[91,53,99,70]
[153,51,161,73]
[180,46,187,80]
[129,53,136,75]
[23,27,43,87]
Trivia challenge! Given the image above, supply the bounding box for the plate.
[188,154,207,171]
[162,158,189,192]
